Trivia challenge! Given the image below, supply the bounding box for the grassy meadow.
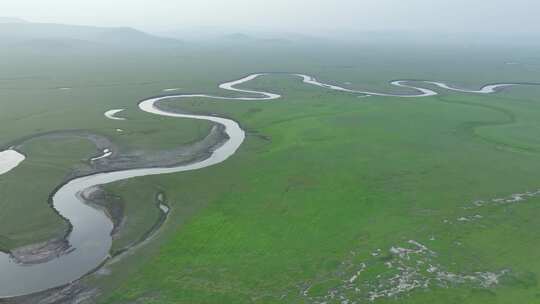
[1,40,540,303]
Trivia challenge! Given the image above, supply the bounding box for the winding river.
[104,109,127,121]
[0,73,534,298]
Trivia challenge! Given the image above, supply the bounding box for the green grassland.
[1,40,540,303]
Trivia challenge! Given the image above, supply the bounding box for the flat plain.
[1,38,540,303]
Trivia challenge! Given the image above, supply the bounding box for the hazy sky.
[3,0,540,33]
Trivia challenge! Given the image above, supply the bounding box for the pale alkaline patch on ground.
[468,189,540,208]
[301,240,508,303]
[300,188,540,302]
[443,189,540,225]
[0,150,25,175]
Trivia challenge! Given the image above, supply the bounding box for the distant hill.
[0,21,182,49]
[159,27,302,45]
[0,17,28,24]
[223,33,253,41]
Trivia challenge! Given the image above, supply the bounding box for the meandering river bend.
[0,73,533,297]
